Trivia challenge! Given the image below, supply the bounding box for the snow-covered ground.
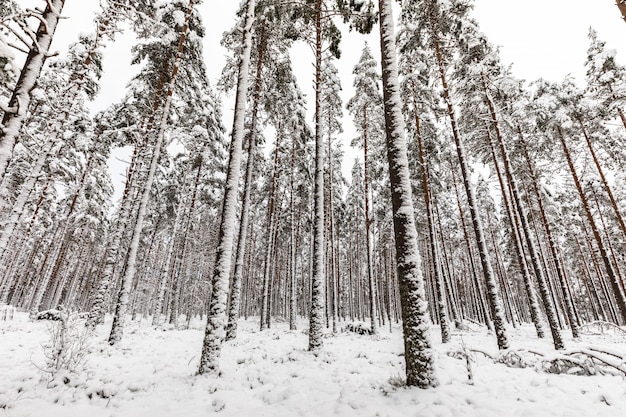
[1,311,625,417]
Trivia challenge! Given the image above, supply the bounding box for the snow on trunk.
[414,111,450,344]
[0,139,63,264]
[260,133,281,331]
[152,192,186,326]
[429,12,509,351]
[87,150,139,329]
[489,115,564,350]
[557,126,626,324]
[363,111,378,336]
[108,1,195,346]
[0,0,65,182]
[225,21,268,341]
[378,0,437,388]
[308,0,325,352]
[489,135,545,340]
[197,0,256,375]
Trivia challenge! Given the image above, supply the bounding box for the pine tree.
[379,0,437,388]
[0,0,66,182]
[198,0,255,375]
[109,0,197,345]
[584,28,626,131]
[347,43,384,335]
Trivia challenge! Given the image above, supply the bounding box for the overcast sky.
[42,1,626,111]
[29,0,626,198]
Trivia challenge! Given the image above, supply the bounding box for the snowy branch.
[0,101,17,114]
[6,41,30,55]
[455,346,626,377]
[3,22,37,50]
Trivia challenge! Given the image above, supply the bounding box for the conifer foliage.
[1,0,626,399]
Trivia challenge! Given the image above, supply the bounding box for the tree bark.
[487,137,544,338]
[430,14,509,349]
[557,126,626,323]
[308,0,325,352]
[577,117,626,241]
[518,132,579,338]
[363,108,378,335]
[0,0,65,181]
[414,111,449,343]
[485,95,563,349]
[198,0,255,374]
[109,1,194,345]
[379,0,437,388]
[225,21,268,340]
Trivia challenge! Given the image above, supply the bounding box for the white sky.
[18,0,626,200]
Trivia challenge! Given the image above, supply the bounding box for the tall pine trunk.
[0,0,65,181]
[518,131,579,338]
[487,138,544,338]
[378,0,437,388]
[260,131,281,330]
[557,127,626,323]
[362,109,378,335]
[198,0,255,374]
[289,136,298,331]
[430,17,509,349]
[308,0,325,352]
[484,92,562,349]
[577,118,626,241]
[108,1,194,345]
[414,111,449,343]
[225,21,268,340]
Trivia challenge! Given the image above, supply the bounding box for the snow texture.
[1,312,625,416]
[198,0,256,374]
[0,0,65,179]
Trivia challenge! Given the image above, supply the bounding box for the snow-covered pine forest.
[1,0,626,415]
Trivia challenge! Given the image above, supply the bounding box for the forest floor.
[1,311,625,416]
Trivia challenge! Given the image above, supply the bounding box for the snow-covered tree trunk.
[577,118,626,243]
[108,1,195,345]
[289,137,298,331]
[378,0,437,388]
[0,0,65,182]
[485,91,562,349]
[449,169,493,328]
[260,132,281,331]
[0,138,63,263]
[516,129,578,339]
[488,138,545,339]
[197,0,255,374]
[327,123,339,334]
[152,192,186,326]
[430,13,509,350]
[170,156,203,327]
[86,153,137,329]
[557,126,626,324]
[225,20,268,341]
[414,112,449,343]
[362,110,378,336]
[308,0,326,352]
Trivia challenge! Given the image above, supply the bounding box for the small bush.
[343,322,374,335]
[41,309,91,383]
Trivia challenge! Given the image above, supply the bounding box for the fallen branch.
[579,321,626,336]
[449,346,626,377]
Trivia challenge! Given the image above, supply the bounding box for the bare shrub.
[40,308,91,384]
